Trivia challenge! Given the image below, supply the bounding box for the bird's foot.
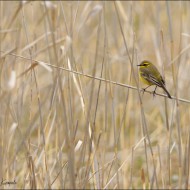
[152,90,157,98]
[140,88,146,96]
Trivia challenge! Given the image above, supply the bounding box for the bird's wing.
[142,72,163,87]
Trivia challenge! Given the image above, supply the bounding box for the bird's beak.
[137,64,140,66]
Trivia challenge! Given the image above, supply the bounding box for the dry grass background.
[1,1,190,189]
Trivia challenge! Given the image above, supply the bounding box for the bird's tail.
[162,85,172,99]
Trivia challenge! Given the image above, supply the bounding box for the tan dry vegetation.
[0,1,190,189]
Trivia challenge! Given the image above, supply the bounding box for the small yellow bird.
[137,60,172,99]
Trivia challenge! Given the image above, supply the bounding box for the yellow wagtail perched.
[137,60,172,99]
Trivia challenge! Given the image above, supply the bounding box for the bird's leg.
[152,86,157,98]
[141,85,151,95]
